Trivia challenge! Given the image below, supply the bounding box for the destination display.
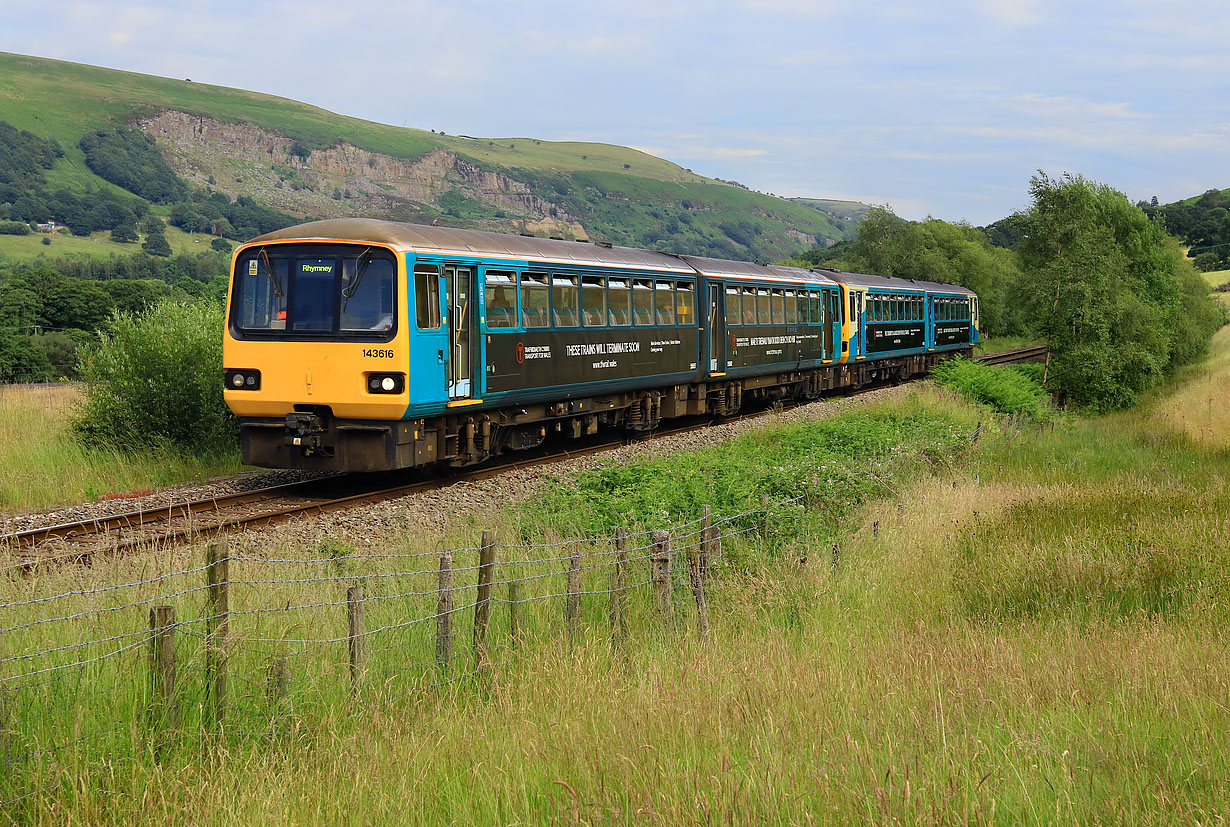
[726,325,825,371]
[934,322,972,346]
[866,322,925,354]
[484,328,699,393]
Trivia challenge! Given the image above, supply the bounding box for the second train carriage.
[223,219,978,472]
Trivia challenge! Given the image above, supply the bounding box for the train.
[223,218,978,472]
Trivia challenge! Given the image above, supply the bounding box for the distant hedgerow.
[73,300,235,452]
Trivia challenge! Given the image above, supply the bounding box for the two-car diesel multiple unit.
[223,219,978,472]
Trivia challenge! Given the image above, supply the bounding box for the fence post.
[831,542,841,571]
[699,505,712,580]
[566,542,581,644]
[610,527,628,646]
[436,551,454,670]
[347,585,365,694]
[759,494,771,542]
[687,541,710,643]
[148,605,177,731]
[474,529,496,673]
[651,530,673,628]
[508,581,522,649]
[205,540,229,730]
[268,656,289,706]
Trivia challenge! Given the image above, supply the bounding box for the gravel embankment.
[2,383,915,548]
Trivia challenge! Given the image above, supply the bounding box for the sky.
[2,0,1229,225]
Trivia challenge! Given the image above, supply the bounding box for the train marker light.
[381,377,395,392]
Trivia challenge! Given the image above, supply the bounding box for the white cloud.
[975,0,1043,26]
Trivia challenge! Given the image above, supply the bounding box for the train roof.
[247,219,696,274]
[248,219,838,286]
[815,267,976,296]
[677,255,837,286]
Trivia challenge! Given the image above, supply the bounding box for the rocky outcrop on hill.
[137,111,586,237]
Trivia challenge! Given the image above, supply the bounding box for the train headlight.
[224,369,260,391]
[366,373,405,394]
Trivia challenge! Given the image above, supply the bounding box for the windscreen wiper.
[341,248,373,310]
[259,248,283,298]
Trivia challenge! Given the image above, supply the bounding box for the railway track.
[974,344,1048,365]
[2,346,1045,563]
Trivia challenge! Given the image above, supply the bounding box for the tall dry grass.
[0,384,241,513]
[1147,325,1230,451]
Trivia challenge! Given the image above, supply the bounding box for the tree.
[210,237,232,253]
[142,230,172,257]
[110,224,138,243]
[1017,172,1225,411]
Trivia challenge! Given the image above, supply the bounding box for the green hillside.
[0,52,857,262]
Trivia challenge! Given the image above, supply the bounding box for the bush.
[73,300,235,451]
[0,220,30,235]
[930,356,1051,419]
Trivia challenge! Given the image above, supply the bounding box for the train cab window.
[521,272,550,328]
[655,281,676,325]
[484,270,517,329]
[608,278,631,325]
[725,287,740,326]
[784,291,798,324]
[238,256,289,330]
[552,275,580,327]
[581,276,606,326]
[291,258,337,332]
[633,279,654,325]
[742,288,757,325]
[757,289,772,325]
[677,282,695,326]
[414,264,442,330]
[340,256,394,332]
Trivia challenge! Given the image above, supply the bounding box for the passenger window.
[521,272,550,328]
[677,282,695,326]
[784,290,798,324]
[770,290,784,324]
[742,288,757,325]
[608,278,631,325]
[484,270,517,329]
[809,292,822,326]
[581,276,606,326]
[892,299,901,322]
[725,286,741,326]
[758,289,772,325]
[414,263,441,330]
[655,281,675,325]
[633,279,654,325]
[552,275,579,327]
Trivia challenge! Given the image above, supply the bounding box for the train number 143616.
[363,349,394,358]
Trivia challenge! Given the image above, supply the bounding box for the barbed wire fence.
[0,497,806,808]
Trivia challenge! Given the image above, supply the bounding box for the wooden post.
[268,656,289,705]
[436,551,454,669]
[205,540,229,729]
[508,581,522,649]
[831,542,840,571]
[347,585,365,693]
[759,494,771,542]
[687,542,710,642]
[872,520,879,538]
[474,529,496,672]
[699,505,712,580]
[610,528,628,645]
[148,606,177,729]
[566,543,581,644]
[651,530,673,628]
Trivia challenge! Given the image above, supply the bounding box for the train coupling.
[284,411,327,448]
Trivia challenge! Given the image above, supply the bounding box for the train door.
[850,290,865,358]
[707,283,726,375]
[444,265,475,399]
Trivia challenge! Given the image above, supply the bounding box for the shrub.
[930,356,1050,419]
[0,220,30,235]
[73,300,235,451]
